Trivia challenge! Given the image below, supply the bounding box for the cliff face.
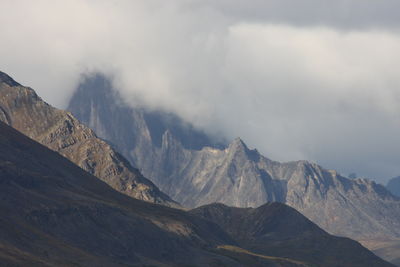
[0,71,176,206]
[67,73,400,265]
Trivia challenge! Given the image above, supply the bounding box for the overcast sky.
[1,0,400,184]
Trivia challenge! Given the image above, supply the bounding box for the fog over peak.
[1,0,400,183]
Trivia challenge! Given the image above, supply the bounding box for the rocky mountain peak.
[227,137,261,162]
[229,137,247,150]
[226,138,247,158]
[0,71,20,87]
[74,73,115,100]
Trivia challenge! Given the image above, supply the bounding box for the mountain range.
[0,70,392,266]
[68,73,400,265]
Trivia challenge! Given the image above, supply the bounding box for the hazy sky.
[1,0,400,183]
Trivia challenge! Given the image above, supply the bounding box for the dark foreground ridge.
[191,203,395,267]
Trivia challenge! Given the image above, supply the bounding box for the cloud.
[1,0,400,183]
[187,0,400,30]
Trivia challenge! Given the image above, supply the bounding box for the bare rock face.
[0,71,176,206]
[68,73,400,265]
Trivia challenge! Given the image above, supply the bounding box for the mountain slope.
[67,73,400,264]
[0,120,236,266]
[190,203,392,267]
[0,71,176,206]
[0,120,391,266]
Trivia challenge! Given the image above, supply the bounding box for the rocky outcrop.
[0,71,176,206]
[68,73,400,265]
[1,120,391,266]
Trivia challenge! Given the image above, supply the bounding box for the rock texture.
[0,71,176,206]
[387,176,400,197]
[68,73,400,265]
[1,120,390,266]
